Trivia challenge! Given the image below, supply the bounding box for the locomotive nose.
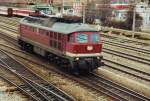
[72,44,102,54]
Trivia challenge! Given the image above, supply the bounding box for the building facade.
[135,1,150,31]
[110,0,130,21]
[110,0,150,31]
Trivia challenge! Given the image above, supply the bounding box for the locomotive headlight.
[97,57,100,59]
[97,56,103,60]
[87,46,93,51]
[75,57,79,61]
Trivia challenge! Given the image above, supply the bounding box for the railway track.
[101,32,150,46]
[81,73,150,101]
[1,43,149,83]
[104,40,150,55]
[1,21,149,67]
[1,45,149,101]
[1,29,149,83]
[103,48,150,65]
[0,49,75,101]
[0,64,56,101]
[0,16,20,25]
[0,15,148,101]
[0,22,18,34]
[103,59,150,82]
[0,42,150,100]
[0,16,149,76]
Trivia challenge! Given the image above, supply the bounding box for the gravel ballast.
[97,68,150,97]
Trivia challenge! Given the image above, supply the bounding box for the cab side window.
[69,34,74,43]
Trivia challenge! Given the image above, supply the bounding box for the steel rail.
[87,73,150,101]
[0,15,150,100]
[0,64,44,101]
[2,43,149,82]
[0,31,149,100]
[0,32,18,45]
[0,62,55,101]
[1,45,150,101]
[104,41,150,54]
[101,33,150,45]
[103,48,150,65]
[0,49,76,101]
[0,23,18,33]
[0,16,20,23]
[0,43,125,101]
[103,59,150,82]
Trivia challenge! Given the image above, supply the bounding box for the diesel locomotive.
[18,16,103,73]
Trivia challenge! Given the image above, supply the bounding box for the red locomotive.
[18,16,103,73]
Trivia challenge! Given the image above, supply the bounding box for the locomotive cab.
[66,31,103,72]
[67,32,102,54]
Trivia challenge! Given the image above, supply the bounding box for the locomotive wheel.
[20,41,26,50]
[22,43,33,53]
[46,53,54,61]
[69,61,80,75]
[19,41,33,53]
[26,44,33,53]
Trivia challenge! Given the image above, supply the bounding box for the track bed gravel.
[0,79,28,101]
[97,69,150,98]
[15,56,112,101]
[0,41,113,101]
[103,53,150,74]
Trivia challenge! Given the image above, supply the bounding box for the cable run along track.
[0,49,75,101]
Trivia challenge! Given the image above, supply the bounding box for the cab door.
[7,8,13,16]
[61,34,68,53]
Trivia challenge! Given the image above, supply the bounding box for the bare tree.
[85,0,112,24]
[96,0,112,26]
[125,7,143,30]
[106,6,143,31]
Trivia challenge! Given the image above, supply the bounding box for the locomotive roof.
[20,16,98,34]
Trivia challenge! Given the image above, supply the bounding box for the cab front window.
[91,34,99,43]
[77,33,88,43]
